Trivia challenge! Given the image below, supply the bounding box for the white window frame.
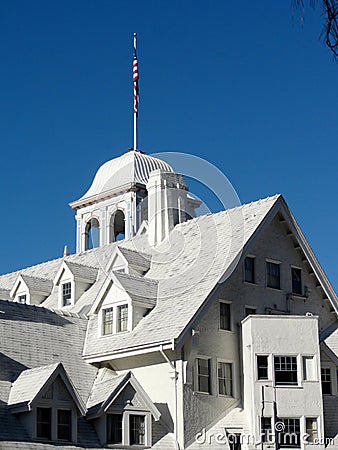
[58,279,74,308]
[266,259,282,290]
[273,354,301,388]
[105,410,152,447]
[321,363,337,396]
[256,354,271,382]
[100,302,130,337]
[217,359,235,398]
[219,299,233,332]
[302,355,317,382]
[244,305,257,317]
[194,356,212,395]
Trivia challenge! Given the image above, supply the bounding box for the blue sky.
[0,1,337,292]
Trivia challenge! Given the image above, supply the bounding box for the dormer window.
[117,304,128,332]
[103,307,114,335]
[18,294,27,304]
[62,282,72,306]
[101,304,129,336]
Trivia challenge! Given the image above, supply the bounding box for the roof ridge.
[48,306,89,320]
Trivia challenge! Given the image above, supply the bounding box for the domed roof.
[73,150,173,206]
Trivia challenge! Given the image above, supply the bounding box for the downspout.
[160,344,180,449]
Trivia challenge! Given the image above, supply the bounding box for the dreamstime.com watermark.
[195,422,335,447]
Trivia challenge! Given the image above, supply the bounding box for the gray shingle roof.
[113,271,158,306]
[0,299,100,446]
[86,372,128,413]
[8,362,59,407]
[84,195,281,359]
[118,247,151,271]
[64,262,99,282]
[20,275,53,294]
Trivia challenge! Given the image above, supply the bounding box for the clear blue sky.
[0,1,337,293]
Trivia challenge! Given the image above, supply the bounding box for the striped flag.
[133,42,139,116]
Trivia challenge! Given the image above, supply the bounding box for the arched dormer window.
[85,218,100,250]
[109,210,125,243]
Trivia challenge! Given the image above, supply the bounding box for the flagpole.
[133,32,138,150]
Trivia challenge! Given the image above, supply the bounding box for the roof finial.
[63,245,69,257]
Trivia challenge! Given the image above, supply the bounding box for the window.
[218,362,233,396]
[306,418,318,443]
[244,257,255,283]
[57,409,72,441]
[274,356,298,386]
[260,417,272,442]
[62,282,72,306]
[266,261,281,289]
[220,302,231,331]
[103,307,114,335]
[302,356,315,381]
[277,418,300,448]
[107,414,123,444]
[291,268,302,295]
[36,407,52,440]
[18,294,27,304]
[196,358,211,394]
[257,355,269,380]
[321,368,332,394]
[117,304,128,332]
[245,306,256,317]
[130,415,145,445]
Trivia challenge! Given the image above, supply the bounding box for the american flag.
[133,44,139,115]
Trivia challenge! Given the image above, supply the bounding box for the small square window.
[62,282,72,306]
[274,356,298,386]
[266,262,281,289]
[321,368,332,394]
[220,302,231,331]
[129,414,145,445]
[107,414,123,444]
[306,418,318,443]
[218,362,233,396]
[57,409,72,441]
[244,257,255,283]
[117,304,128,332]
[103,307,114,336]
[36,407,52,440]
[291,268,302,295]
[257,355,269,380]
[196,358,211,394]
[18,294,27,304]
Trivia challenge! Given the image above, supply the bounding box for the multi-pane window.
[266,261,281,289]
[36,407,52,440]
[196,358,211,394]
[18,294,27,304]
[277,418,300,448]
[274,356,298,386]
[291,268,302,295]
[244,257,255,283]
[261,417,272,442]
[220,302,231,331]
[62,282,72,306]
[57,409,72,441]
[107,414,123,444]
[257,355,269,380]
[218,362,233,396]
[306,418,318,443]
[117,304,128,332]
[103,307,114,335]
[129,415,145,445]
[321,368,332,394]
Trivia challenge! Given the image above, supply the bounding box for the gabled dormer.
[10,274,53,305]
[106,246,151,276]
[86,371,161,447]
[8,362,86,444]
[89,271,157,337]
[53,261,98,308]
